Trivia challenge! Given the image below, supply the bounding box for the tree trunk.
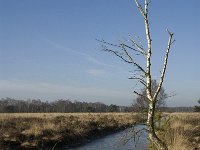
[147,101,168,150]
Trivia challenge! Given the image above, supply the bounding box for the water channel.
[67,125,148,150]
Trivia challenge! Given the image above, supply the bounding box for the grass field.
[158,113,200,150]
[0,113,144,149]
[0,112,199,150]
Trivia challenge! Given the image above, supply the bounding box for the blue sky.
[0,0,199,106]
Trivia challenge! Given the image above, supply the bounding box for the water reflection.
[68,125,147,150]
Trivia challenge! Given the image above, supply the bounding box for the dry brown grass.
[158,113,200,150]
[0,113,144,149]
[1,112,199,149]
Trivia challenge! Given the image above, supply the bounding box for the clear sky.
[0,0,200,106]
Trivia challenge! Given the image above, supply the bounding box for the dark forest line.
[0,97,194,113]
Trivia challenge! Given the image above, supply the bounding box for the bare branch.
[120,43,137,52]
[134,91,151,102]
[131,72,146,79]
[160,91,176,101]
[96,39,121,48]
[122,47,134,62]
[153,29,174,100]
[129,35,147,56]
[134,0,146,18]
[144,0,151,15]
[129,77,147,87]
[102,45,146,74]
[119,126,147,147]
[103,48,132,63]
[167,91,176,98]
[97,39,145,54]
[123,48,146,74]
[139,81,147,87]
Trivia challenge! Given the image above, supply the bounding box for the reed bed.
[1,112,199,149]
[158,113,200,150]
[0,113,144,149]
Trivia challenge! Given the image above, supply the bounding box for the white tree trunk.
[102,1,174,149]
[146,100,168,150]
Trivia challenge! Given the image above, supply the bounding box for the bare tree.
[98,0,174,149]
[133,80,167,112]
[194,98,200,112]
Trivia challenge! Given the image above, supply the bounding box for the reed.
[0,113,144,149]
[157,113,200,150]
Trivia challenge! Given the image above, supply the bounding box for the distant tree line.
[0,97,195,113]
[0,97,133,113]
[165,107,194,112]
